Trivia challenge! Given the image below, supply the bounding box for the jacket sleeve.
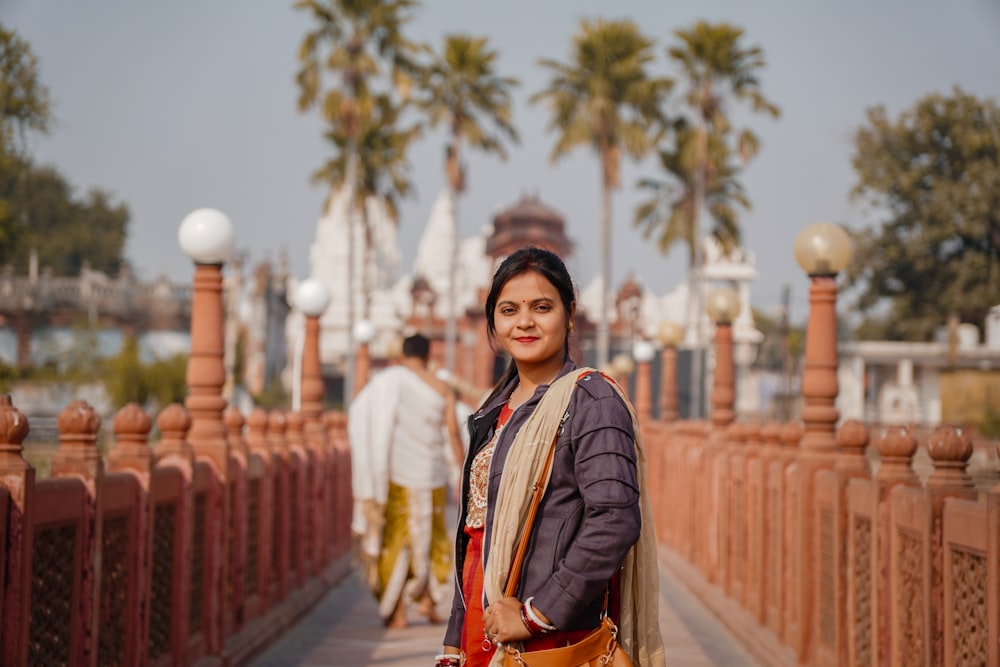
[530,376,641,629]
[443,579,465,647]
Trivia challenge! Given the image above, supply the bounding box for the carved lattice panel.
[246,478,260,595]
[950,547,987,666]
[819,506,835,647]
[28,523,77,666]
[304,468,314,563]
[897,529,925,665]
[227,483,237,597]
[852,516,873,667]
[190,491,207,634]
[149,503,176,661]
[98,514,130,667]
[272,473,282,582]
[290,467,301,574]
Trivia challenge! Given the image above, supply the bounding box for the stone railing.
[647,416,998,666]
[0,394,352,667]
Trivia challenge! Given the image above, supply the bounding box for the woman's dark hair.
[480,246,576,409]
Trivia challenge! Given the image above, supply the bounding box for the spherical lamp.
[611,353,635,378]
[295,279,330,317]
[705,286,740,325]
[657,321,684,348]
[632,340,656,364]
[353,319,376,344]
[794,222,852,277]
[178,208,235,264]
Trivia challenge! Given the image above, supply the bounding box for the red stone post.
[179,208,236,656]
[791,222,852,662]
[657,321,683,422]
[295,279,330,573]
[0,395,33,667]
[51,400,103,667]
[706,287,738,430]
[632,340,655,423]
[107,403,154,667]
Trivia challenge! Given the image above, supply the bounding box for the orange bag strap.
[503,428,558,599]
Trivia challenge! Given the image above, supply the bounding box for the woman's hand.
[482,597,532,643]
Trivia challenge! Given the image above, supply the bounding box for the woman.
[435,247,664,667]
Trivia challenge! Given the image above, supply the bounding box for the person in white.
[349,333,465,627]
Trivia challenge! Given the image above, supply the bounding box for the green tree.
[661,19,780,278]
[0,24,50,153]
[312,92,420,316]
[417,33,519,369]
[104,334,148,407]
[847,88,1000,340]
[634,124,749,264]
[652,20,778,416]
[1,160,129,274]
[532,18,672,368]
[0,23,52,264]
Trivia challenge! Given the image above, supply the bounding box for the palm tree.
[532,19,672,369]
[634,122,749,266]
[417,34,520,371]
[662,20,780,416]
[294,0,423,397]
[313,94,420,317]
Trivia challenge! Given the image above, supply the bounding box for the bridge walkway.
[248,550,762,667]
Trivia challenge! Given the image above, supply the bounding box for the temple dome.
[486,194,573,260]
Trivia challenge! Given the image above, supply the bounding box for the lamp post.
[706,287,740,429]
[657,321,684,422]
[632,339,656,422]
[178,207,235,470]
[794,221,852,453]
[352,319,375,399]
[295,279,330,426]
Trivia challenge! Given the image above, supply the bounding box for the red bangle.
[520,603,549,636]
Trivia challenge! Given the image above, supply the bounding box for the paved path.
[249,553,762,667]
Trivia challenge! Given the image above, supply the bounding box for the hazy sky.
[4,0,999,323]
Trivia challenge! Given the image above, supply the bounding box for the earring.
[568,321,575,332]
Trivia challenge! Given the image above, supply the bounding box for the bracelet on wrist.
[434,653,462,667]
[524,597,557,631]
[520,603,545,636]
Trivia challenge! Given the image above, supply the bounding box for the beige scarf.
[483,369,665,667]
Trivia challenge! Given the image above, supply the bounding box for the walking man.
[348,333,463,627]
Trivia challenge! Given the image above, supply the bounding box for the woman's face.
[493,270,573,372]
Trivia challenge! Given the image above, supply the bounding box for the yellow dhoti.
[375,482,452,621]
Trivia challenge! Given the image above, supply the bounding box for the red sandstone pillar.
[51,400,103,667]
[657,322,683,422]
[0,395,33,667]
[791,222,852,663]
[710,322,735,429]
[632,340,655,423]
[107,403,154,667]
[298,296,331,573]
[179,208,235,657]
[706,288,738,429]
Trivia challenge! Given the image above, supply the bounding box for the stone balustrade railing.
[0,270,191,319]
[0,394,352,667]
[647,413,997,666]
